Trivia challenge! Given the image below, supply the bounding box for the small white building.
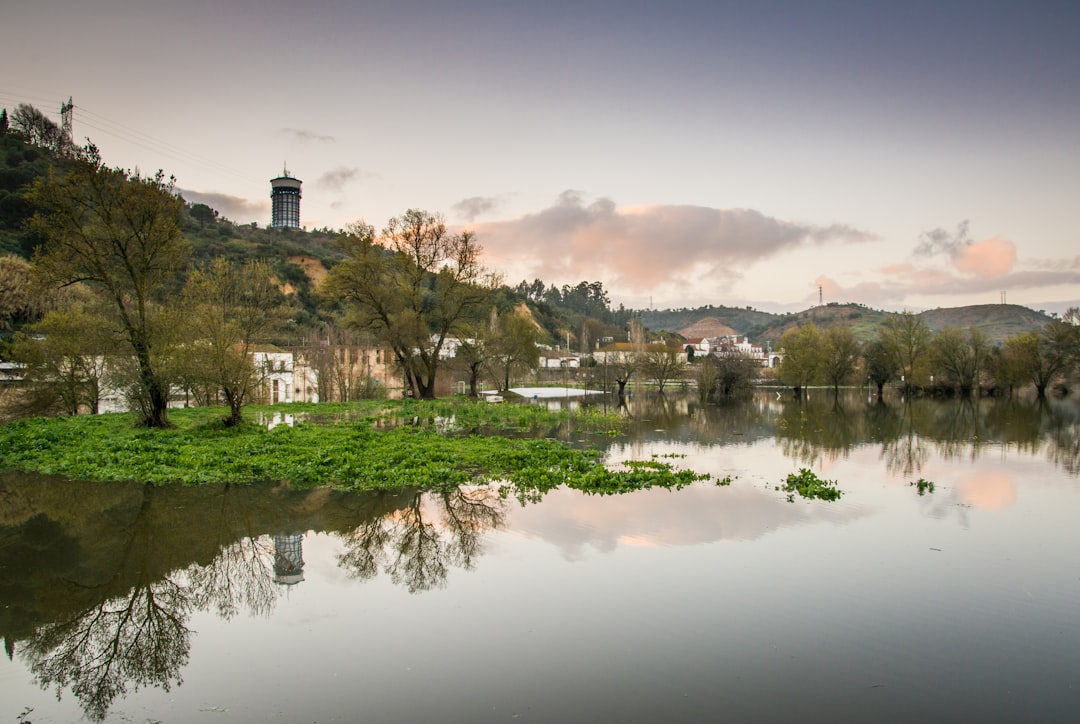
[683,337,711,357]
[253,346,294,403]
[539,351,580,369]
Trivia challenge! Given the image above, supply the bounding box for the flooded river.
[2,390,1079,722]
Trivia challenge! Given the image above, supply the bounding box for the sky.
[4,0,1079,314]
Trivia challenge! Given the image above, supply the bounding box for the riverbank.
[0,398,711,492]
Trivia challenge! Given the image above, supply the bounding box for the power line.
[1,89,265,189]
[75,105,262,186]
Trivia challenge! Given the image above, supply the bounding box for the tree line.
[776,311,1080,398]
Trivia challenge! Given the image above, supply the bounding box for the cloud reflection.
[954,470,1017,511]
[508,485,866,560]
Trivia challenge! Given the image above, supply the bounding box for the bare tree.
[322,210,496,399]
[698,351,758,400]
[642,344,687,392]
[9,103,61,150]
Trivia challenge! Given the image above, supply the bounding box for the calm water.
[2,390,1079,723]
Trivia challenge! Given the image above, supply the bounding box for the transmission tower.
[59,97,74,156]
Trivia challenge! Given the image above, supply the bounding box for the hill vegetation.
[642,301,1055,348]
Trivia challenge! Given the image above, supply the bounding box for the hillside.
[918,304,1054,342]
[636,302,1054,347]
[639,306,775,337]
[754,304,889,344]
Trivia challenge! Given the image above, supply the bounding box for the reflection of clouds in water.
[508,485,867,561]
[955,470,1017,511]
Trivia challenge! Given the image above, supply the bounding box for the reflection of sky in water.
[4,396,1080,722]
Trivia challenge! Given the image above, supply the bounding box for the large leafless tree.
[322,209,495,399]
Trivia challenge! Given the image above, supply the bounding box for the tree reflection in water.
[188,535,280,619]
[740,389,1080,478]
[338,486,507,593]
[23,573,192,722]
[4,391,1079,720]
[1,477,508,719]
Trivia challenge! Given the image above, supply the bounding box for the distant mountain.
[638,302,1054,346]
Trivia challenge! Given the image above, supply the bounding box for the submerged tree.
[863,338,898,398]
[879,312,932,392]
[1005,321,1076,397]
[698,351,757,401]
[931,326,990,396]
[28,145,189,427]
[778,323,823,394]
[642,344,687,392]
[821,324,860,392]
[322,210,495,399]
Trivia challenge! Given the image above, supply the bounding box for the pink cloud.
[469,192,875,293]
[953,236,1016,277]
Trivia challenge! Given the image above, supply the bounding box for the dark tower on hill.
[270,166,302,229]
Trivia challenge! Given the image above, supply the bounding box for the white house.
[683,337,711,357]
[710,335,778,368]
[253,345,294,403]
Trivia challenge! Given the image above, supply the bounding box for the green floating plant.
[782,468,842,502]
[910,478,936,495]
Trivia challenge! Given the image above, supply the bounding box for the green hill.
[636,302,1054,347]
[918,304,1054,343]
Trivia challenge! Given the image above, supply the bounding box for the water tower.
[270,166,302,229]
[273,532,305,586]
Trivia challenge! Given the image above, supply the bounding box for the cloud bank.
[470,191,876,293]
[178,189,268,222]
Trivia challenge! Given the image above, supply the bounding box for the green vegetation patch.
[781,467,843,502]
[0,401,708,495]
[910,478,936,495]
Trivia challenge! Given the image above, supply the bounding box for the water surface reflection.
[2,391,1079,721]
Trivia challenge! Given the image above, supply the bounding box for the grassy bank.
[0,399,710,493]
